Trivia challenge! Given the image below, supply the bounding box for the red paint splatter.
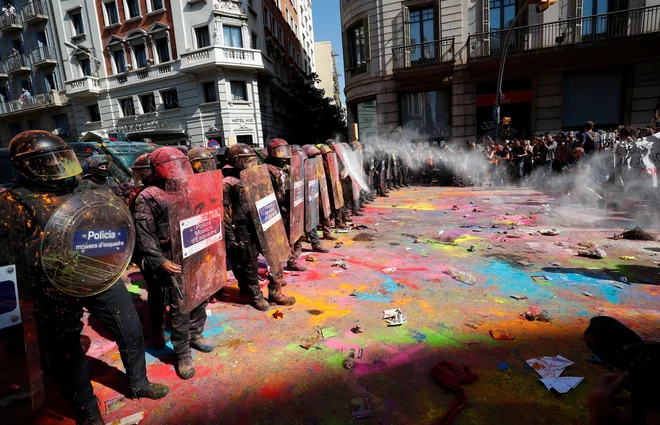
[258,381,287,399]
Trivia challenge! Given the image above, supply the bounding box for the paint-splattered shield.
[166,170,227,314]
[314,157,331,219]
[41,190,136,297]
[332,143,369,207]
[324,152,344,210]
[305,157,320,232]
[240,165,290,268]
[289,152,305,244]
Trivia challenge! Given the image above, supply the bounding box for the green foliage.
[284,72,347,145]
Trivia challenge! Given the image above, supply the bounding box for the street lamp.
[495,0,558,140]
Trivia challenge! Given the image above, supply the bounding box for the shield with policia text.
[240,164,290,268]
[167,171,227,314]
[289,151,305,244]
[314,156,332,219]
[305,157,320,232]
[324,152,344,210]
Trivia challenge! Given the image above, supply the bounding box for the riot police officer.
[302,144,336,241]
[223,144,296,309]
[133,147,215,381]
[0,131,169,425]
[187,147,217,173]
[81,154,112,188]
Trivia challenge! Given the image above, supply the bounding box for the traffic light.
[528,0,558,13]
[502,117,512,137]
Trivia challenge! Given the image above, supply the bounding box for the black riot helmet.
[131,153,152,187]
[82,154,112,179]
[187,147,216,173]
[227,143,260,170]
[9,130,82,181]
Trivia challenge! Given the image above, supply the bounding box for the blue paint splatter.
[474,261,555,299]
[543,269,620,303]
[354,292,392,303]
[381,275,400,293]
[411,331,427,344]
[497,361,511,372]
[204,313,230,337]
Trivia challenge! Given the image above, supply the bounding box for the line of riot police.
[0,131,371,425]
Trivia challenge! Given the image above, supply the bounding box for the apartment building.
[341,0,660,143]
[314,41,341,106]
[297,0,315,74]
[0,1,75,147]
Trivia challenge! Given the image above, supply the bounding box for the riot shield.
[166,170,227,314]
[332,143,369,207]
[325,152,344,210]
[315,157,332,218]
[240,165,290,268]
[41,190,136,297]
[305,157,320,233]
[289,152,305,244]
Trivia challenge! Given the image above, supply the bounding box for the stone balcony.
[65,76,101,97]
[0,91,68,117]
[106,61,180,90]
[179,46,264,72]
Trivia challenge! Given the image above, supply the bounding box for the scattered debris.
[620,256,637,260]
[510,295,528,300]
[578,248,607,259]
[619,276,629,284]
[300,330,321,350]
[489,329,515,340]
[538,229,561,236]
[451,205,460,210]
[472,229,482,233]
[333,260,348,269]
[615,226,656,241]
[444,267,477,285]
[351,398,373,420]
[307,309,324,316]
[105,395,127,415]
[321,327,338,339]
[551,262,561,266]
[381,267,397,273]
[107,412,145,425]
[583,291,593,297]
[420,250,430,258]
[413,238,421,243]
[354,225,370,230]
[351,325,364,334]
[465,322,480,329]
[438,230,445,235]
[343,347,363,359]
[343,358,355,369]
[521,309,552,322]
[306,255,318,262]
[526,355,584,394]
[577,241,598,248]
[383,309,407,326]
[516,259,532,267]
[467,245,477,252]
[272,310,284,320]
[335,228,351,234]
[555,242,565,247]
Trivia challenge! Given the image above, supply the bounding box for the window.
[278,26,284,44]
[69,9,84,35]
[125,0,140,19]
[112,48,126,73]
[408,7,435,62]
[133,42,148,68]
[54,114,71,136]
[104,1,120,26]
[285,7,290,25]
[150,0,164,12]
[400,90,450,139]
[80,57,92,76]
[88,104,101,122]
[345,19,368,75]
[195,26,210,48]
[8,123,22,138]
[154,36,170,62]
[139,93,156,113]
[230,81,247,101]
[120,98,135,116]
[583,0,609,37]
[489,0,516,53]
[160,89,179,110]
[202,81,217,103]
[251,31,258,49]
[264,7,270,30]
[236,135,253,146]
[28,119,41,130]
[223,26,243,48]
[45,73,57,91]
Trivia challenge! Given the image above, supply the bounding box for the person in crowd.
[581,121,602,154]
[510,140,527,183]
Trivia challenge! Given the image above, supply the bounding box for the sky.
[311,1,346,106]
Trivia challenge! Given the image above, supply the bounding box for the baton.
[169,276,185,300]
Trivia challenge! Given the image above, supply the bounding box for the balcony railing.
[22,1,48,23]
[180,46,264,71]
[65,76,101,96]
[0,62,7,77]
[0,91,68,116]
[31,45,56,66]
[393,38,455,70]
[0,11,21,31]
[107,61,179,89]
[6,54,31,72]
[468,5,660,60]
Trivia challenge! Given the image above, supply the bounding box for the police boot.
[269,290,296,306]
[312,243,330,253]
[132,382,170,400]
[191,336,215,353]
[252,296,271,311]
[177,356,196,380]
[322,230,337,241]
[286,259,307,272]
[77,405,104,425]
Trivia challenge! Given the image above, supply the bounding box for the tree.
[284,72,347,146]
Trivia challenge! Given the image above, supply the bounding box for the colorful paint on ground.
[29,187,660,425]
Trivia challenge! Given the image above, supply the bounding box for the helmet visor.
[22,149,82,181]
[269,145,292,159]
[192,158,217,173]
[235,154,260,170]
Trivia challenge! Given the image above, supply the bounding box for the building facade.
[314,41,341,106]
[297,0,315,75]
[0,0,76,147]
[341,0,660,144]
